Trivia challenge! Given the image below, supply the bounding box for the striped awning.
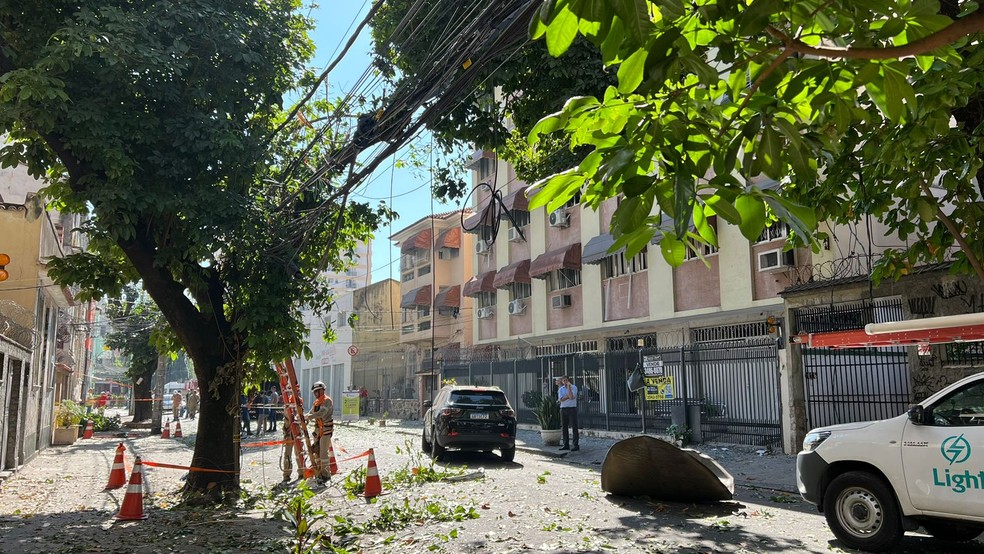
[492,259,531,288]
[530,244,582,279]
[463,203,496,234]
[582,234,617,264]
[400,229,432,252]
[400,285,432,308]
[436,227,461,249]
[434,285,461,308]
[463,271,497,297]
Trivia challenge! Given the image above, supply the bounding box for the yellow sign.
[341,391,360,421]
[644,375,675,401]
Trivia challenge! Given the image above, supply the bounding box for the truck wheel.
[823,471,903,552]
[922,521,984,542]
[500,446,516,462]
[420,430,431,453]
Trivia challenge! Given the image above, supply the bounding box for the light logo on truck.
[933,434,981,493]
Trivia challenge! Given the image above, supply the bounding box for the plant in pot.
[53,400,85,445]
[535,394,562,446]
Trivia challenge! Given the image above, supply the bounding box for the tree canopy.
[0,0,385,498]
[526,1,984,282]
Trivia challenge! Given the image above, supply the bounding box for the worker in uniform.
[306,381,334,485]
[281,386,304,483]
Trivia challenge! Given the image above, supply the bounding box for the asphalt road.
[0,413,981,553]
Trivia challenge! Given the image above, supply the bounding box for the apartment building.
[349,279,403,413]
[391,211,475,407]
[0,166,91,472]
[456,149,924,454]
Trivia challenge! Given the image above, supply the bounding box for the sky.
[308,2,468,286]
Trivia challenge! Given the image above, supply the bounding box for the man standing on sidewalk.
[557,375,579,451]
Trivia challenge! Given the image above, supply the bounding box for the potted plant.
[53,400,84,445]
[535,394,562,446]
[379,411,389,427]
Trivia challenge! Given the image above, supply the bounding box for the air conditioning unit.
[548,209,570,228]
[477,306,494,319]
[551,294,573,309]
[507,226,525,242]
[475,241,490,255]
[508,298,526,315]
[758,248,796,272]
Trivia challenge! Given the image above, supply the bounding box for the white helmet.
[311,381,326,392]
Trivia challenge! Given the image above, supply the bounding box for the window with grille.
[508,282,531,301]
[477,291,496,308]
[684,241,718,261]
[549,268,581,291]
[601,250,648,279]
[756,222,790,244]
[510,210,530,227]
[478,158,493,181]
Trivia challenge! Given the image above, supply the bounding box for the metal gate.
[802,346,911,429]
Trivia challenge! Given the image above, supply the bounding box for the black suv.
[422,385,517,462]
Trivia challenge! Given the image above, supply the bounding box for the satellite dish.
[25,193,43,222]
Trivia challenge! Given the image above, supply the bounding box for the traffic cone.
[115,456,148,520]
[173,420,183,439]
[363,448,382,498]
[161,420,170,439]
[104,443,127,490]
[82,420,94,439]
[327,441,338,475]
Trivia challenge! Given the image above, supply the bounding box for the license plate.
[470,412,489,420]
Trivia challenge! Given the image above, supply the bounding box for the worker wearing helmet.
[306,381,334,485]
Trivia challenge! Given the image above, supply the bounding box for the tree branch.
[767,10,984,60]
[919,180,984,283]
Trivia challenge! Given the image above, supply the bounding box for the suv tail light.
[440,407,462,417]
[499,408,515,417]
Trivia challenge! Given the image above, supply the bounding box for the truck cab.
[797,371,984,551]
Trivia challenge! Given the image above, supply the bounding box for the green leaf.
[622,175,653,197]
[617,48,648,93]
[660,235,686,266]
[761,191,818,242]
[915,196,937,222]
[672,172,694,238]
[609,0,652,48]
[758,125,782,180]
[529,170,581,210]
[545,5,580,56]
[735,194,767,241]
[704,194,741,225]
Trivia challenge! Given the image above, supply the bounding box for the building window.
[417,306,430,318]
[437,306,459,317]
[756,222,790,244]
[509,211,530,227]
[684,241,718,261]
[477,291,496,308]
[601,250,648,279]
[402,272,414,282]
[548,269,581,292]
[437,247,458,260]
[478,157,493,181]
[418,265,431,278]
[508,282,531,301]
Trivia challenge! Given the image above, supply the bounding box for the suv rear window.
[450,391,507,405]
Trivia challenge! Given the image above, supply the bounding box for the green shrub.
[55,400,85,427]
[535,395,560,430]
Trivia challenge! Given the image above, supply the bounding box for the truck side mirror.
[907,405,926,425]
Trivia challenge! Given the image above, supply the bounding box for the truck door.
[901,378,984,517]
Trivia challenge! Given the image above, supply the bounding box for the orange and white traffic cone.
[173,420,183,439]
[327,441,339,475]
[364,448,382,498]
[115,456,148,520]
[82,420,94,439]
[104,442,127,490]
[161,420,170,439]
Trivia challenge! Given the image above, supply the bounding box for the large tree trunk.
[132,373,154,421]
[183,349,239,501]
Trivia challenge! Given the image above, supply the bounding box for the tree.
[370,0,617,187]
[102,286,167,423]
[527,1,984,282]
[0,0,386,500]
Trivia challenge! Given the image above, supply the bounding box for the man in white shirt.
[557,375,579,451]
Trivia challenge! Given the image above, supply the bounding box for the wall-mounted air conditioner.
[551,294,572,309]
[475,241,490,255]
[758,248,796,272]
[507,226,525,242]
[477,306,494,319]
[548,209,570,228]
[508,298,526,315]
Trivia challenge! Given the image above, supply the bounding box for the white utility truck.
[797,370,984,551]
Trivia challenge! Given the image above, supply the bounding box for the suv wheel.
[500,445,516,462]
[823,471,903,552]
[421,430,431,453]
[430,427,444,460]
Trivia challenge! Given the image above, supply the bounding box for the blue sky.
[309,2,467,285]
